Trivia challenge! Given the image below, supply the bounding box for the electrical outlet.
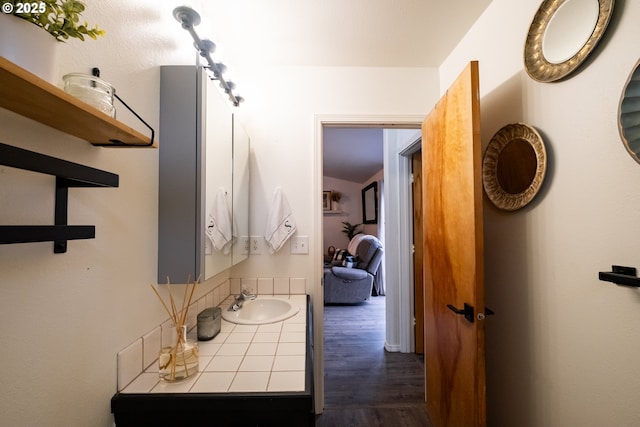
[240,236,250,255]
[291,235,309,254]
[250,235,262,255]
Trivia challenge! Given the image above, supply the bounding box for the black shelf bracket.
[598,265,640,288]
[90,67,155,147]
[0,143,119,253]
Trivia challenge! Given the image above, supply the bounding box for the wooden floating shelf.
[0,56,156,148]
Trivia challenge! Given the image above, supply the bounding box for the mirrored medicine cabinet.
[158,65,249,283]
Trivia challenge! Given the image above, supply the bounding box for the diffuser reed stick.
[151,276,200,381]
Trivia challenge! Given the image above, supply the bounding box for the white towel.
[264,187,297,253]
[205,188,234,254]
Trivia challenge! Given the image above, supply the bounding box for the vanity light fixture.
[173,5,244,106]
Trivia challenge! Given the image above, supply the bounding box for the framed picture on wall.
[362,182,378,224]
[323,191,332,211]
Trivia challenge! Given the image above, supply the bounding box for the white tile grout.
[119,292,307,394]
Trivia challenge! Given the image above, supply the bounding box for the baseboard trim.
[384,342,401,352]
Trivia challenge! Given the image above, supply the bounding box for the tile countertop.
[121,295,308,394]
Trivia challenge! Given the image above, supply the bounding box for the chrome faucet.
[228,290,257,311]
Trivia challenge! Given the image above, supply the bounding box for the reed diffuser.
[150,277,200,382]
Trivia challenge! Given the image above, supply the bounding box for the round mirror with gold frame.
[483,123,547,211]
[524,0,615,83]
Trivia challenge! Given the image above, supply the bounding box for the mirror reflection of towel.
[206,188,233,254]
[265,187,297,253]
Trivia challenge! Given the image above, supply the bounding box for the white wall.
[0,2,229,426]
[322,176,363,251]
[230,65,438,280]
[383,128,422,353]
[0,1,439,425]
[441,0,640,426]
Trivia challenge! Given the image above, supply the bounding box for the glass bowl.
[62,73,116,118]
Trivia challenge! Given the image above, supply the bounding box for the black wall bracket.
[598,265,640,288]
[0,143,119,253]
[90,67,156,147]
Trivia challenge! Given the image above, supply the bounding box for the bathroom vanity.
[111,296,314,426]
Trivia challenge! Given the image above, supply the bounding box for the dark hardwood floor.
[316,295,433,427]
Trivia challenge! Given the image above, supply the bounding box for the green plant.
[341,221,362,240]
[10,0,104,42]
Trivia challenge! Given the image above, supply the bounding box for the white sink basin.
[221,298,300,325]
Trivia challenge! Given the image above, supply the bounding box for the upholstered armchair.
[324,235,383,304]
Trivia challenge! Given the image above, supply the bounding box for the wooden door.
[412,150,424,354]
[422,61,486,427]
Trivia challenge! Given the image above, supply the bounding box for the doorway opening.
[314,116,422,413]
[322,126,386,306]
